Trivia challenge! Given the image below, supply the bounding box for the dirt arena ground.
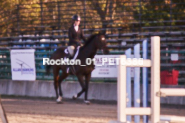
[1,97,185,123]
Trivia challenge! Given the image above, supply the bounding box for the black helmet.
[72,14,81,21]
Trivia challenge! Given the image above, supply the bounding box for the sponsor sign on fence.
[91,55,120,78]
[10,49,36,81]
[91,55,142,78]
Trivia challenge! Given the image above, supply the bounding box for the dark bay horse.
[46,33,109,104]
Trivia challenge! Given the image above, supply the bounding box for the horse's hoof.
[84,100,91,105]
[72,95,77,100]
[56,96,63,104]
[56,101,63,104]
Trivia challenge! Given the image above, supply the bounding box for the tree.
[133,0,185,28]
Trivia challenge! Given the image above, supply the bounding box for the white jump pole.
[151,36,185,123]
[151,36,161,123]
[116,36,160,123]
[117,55,127,122]
[0,96,8,123]
[112,36,185,123]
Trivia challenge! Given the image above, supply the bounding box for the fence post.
[125,48,132,122]
[143,40,148,123]
[139,0,142,33]
[134,44,140,123]
[16,5,20,35]
[83,0,86,29]
[57,1,61,31]
[40,0,43,26]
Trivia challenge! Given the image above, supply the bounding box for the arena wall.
[0,80,185,105]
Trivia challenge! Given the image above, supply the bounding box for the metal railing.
[0,0,185,84]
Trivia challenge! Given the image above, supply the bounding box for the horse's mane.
[82,33,100,49]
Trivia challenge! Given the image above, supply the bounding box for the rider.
[66,14,86,73]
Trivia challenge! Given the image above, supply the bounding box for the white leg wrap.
[56,96,62,102]
[73,94,77,99]
[84,100,90,104]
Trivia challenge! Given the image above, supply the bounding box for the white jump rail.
[111,36,185,123]
[158,88,185,97]
[160,115,185,122]
[116,36,160,123]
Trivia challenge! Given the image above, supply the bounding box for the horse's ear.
[98,31,105,35]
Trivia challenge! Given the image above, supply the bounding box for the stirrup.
[66,67,70,73]
[66,52,71,73]
[66,59,71,73]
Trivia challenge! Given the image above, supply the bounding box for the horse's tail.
[46,64,52,75]
[46,56,53,75]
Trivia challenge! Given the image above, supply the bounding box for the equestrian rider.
[67,14,86,58]
[66,14,86,73]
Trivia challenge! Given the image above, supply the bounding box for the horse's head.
[83,33,109,54]
[94,33,109,54]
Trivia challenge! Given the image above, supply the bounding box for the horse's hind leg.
[84,73,91,104]
[73,74,86,100]
[56,72,69,103]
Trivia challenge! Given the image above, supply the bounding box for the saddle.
[64,46,81,74]
[64,46,80,60]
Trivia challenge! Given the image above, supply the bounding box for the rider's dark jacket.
[68,25,86,47]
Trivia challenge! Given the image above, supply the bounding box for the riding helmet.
[72,14,81,21]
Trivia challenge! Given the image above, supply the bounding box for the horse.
[45,33,109,104]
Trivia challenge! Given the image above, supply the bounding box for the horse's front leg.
[53,67,61,103]
[84,73,91,105]
[54,76,59,101]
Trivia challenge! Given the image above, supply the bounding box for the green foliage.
[0,0,185,37]
[133,0,185,27]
